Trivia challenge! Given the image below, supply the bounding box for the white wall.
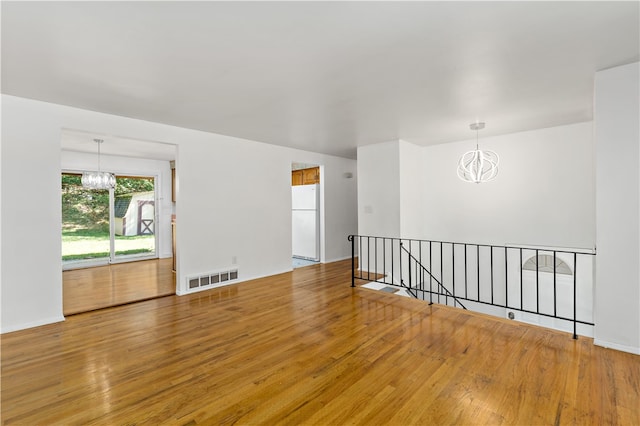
[399,140,424,238]
[594,61,640,354]
[358,123,595,249]
[357,141,401,238]
[1,95,357,333]
[316,160,359,262]
[2,98,64,331]
[61,150,173,258]
[421,122,595,249]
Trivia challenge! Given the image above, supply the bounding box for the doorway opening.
[291,162,322,268]
[61,129,177,315]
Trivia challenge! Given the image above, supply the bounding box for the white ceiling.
[61,129,177,161]
[2,2,638,159]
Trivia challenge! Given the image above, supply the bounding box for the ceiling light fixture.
[82,139,116,190]
[457,122,499,183]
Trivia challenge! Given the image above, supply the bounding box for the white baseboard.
[594,338,640,355]
[324,255,352,263]
[178,268,292,296]
[1,315,65,334]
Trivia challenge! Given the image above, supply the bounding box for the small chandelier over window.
[82,139,116,190]
[457,122,499,183]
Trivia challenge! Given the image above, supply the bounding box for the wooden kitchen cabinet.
[291,169,303,186]
[292,167,319,186]
[302,167,319,185]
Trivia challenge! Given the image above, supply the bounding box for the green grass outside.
[63,248,153,261]
[62,229,155,261]
[62,228,152,240]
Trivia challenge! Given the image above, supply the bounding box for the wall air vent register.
[188,269,238,290]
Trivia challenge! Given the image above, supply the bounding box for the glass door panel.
[113,176,156,259]
[61,173,111,264]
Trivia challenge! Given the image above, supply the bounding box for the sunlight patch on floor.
[361,281,411,297]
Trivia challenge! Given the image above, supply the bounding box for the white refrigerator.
[292,184,319,261]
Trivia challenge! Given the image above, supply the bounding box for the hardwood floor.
[63,258,175,315]
[3,259,638,425]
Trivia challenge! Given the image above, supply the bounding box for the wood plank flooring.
[3,259,639,425]
[63,258,175,315]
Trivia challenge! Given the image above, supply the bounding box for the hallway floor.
[292,257,319,268]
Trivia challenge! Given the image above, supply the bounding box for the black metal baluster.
[505,247,508,308]
[419,241,423,296]
[367,237,371,281]
[409,240,412,289]
[573,253,578,339]
[398,239,404,285]
[407,243,411,290]
[464,243,468,299]
[416,253,419,297]
[383,238,386,284]
[553,251,557,318]
[375,237,378,282]
[350,235,355,287]
[535,249,539,314]
[477,245,480,302]
[359,236,363,280]
[391,238,394,286]
[439,242,443,305]
[452,243,456,299]
[519,249,523,310]
[429,241,433,305]
[490,246,494,305]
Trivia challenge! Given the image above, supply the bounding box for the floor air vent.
[188,269,238,290]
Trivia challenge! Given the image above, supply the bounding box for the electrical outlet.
[232,256,237,265]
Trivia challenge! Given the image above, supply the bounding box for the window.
[522,254,572,275]
[62,173,156,267]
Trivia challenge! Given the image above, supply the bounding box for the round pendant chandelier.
[81,139,116,190]
[457,122,499,183]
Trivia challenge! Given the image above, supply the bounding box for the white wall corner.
[594,61,640,354]
[593,339,640,356]
[1,316,65,334]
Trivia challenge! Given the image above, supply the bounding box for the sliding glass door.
[113,176,156,260]
[61,174,111,263]
[62,173,157,268]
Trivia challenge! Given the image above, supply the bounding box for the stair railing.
[400,242,467,309]
[348,234,595,339]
